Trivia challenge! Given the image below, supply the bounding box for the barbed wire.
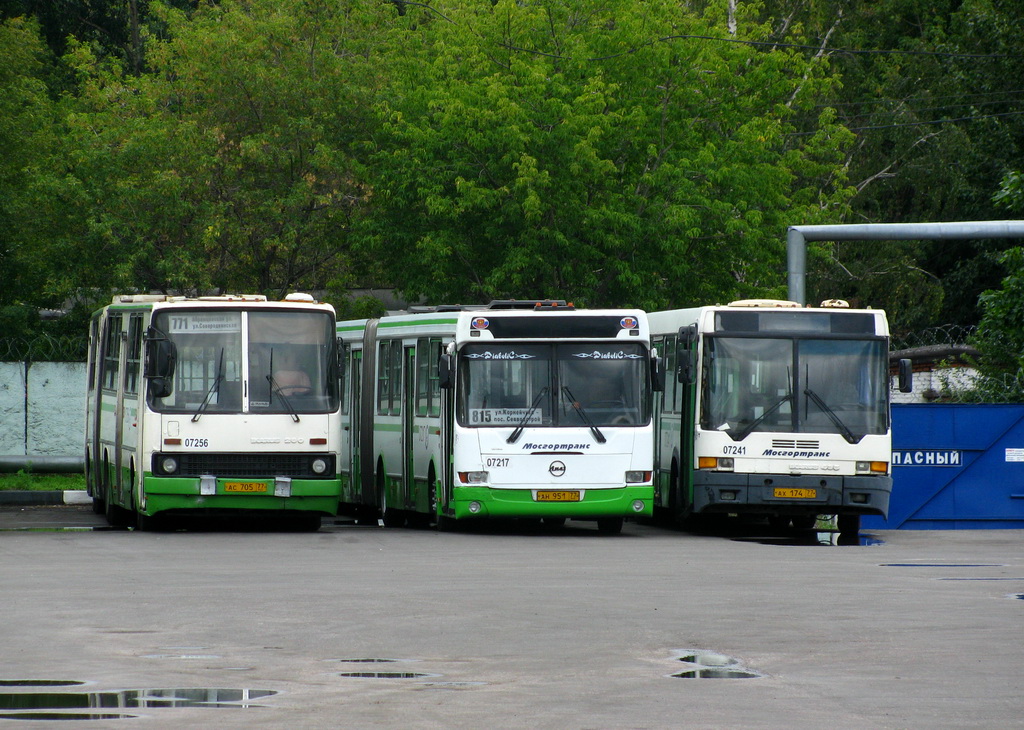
[891,324,977,351]
[0,336,88,363]
[925,368,1024,404]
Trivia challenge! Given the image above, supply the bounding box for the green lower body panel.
[141,474,340,516]
[450,486,653,520]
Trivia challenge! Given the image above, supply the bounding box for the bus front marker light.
[870,461,888,473]
[720,490,738,501]
[468,501,482,514]
[631,500,645,513]
[458,471,488,484]
[161,456,178,475]
[625,471,652,484]
[851,493,869,504]
[311,457,328,475]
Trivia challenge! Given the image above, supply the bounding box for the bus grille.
[771,439,821,450]
[153,452,335,479]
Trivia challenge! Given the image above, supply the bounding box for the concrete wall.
[0,362,85,457]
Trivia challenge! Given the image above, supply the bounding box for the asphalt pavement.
[1,501,1022,728]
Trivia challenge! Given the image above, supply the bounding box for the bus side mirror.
[144,326,176,398]
[336,339,347,380]
[651,355,665,392]
[677,325,697,385]
[439,353,453,389]
[898,358,913,393]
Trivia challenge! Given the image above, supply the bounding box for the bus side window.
[103,315,123,391]
[377,341,391,415]
[125,315,143,395]
[416,338,429,416]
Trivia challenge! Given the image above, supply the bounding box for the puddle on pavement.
[337,672,439,679]
[0,682,84,688]
[881,563,1004,568]
[0,687,277,720]
[677,651,738,667]
[672,668,763,679]
[735,531,883,547]
[669,650,764,679]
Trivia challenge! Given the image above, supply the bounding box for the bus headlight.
[311,457,328,475]
[458,471,489,484]
[625,471,652,484]
[161,456,178,475]
[698,457,734,472]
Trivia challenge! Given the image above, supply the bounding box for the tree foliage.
[0,0,1022,348]
[363,0,854,308]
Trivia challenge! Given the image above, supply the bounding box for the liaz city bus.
[649,299,912,534]
[85,293,343,530]
[336,300,662,533]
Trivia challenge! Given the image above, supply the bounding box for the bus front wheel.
[597,517,623,535]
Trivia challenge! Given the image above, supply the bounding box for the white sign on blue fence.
[892,450,962,466]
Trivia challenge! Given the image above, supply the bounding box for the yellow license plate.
[773,488,817,499]
[224,481,268,493]
[536,490,581,502]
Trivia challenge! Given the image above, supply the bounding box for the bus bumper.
[691,472,891,518]
[140,474,340,516]
[449,486,654,520]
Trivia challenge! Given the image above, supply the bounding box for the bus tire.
[597,517,623,535]
[838,513,860,535]
[135,510,163,532]
[379,471,405,528]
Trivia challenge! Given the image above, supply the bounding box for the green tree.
[774,0,1024,330]
[0,17,60,307]
[362,0,855,308]
[21,0,392,304]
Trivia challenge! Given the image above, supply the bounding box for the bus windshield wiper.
[561,387,606,444]
[803,388,859,444]
[266,349,300,423]
[191,348,224,423]
[507,387,549,444]
[730,393,791,442]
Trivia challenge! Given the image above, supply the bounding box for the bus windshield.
[458,343,649,428]
[702,337,888,440]
[149,309,337,414]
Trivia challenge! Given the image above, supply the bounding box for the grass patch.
[0,472,86,491]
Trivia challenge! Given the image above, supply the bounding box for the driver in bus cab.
[272,351,312,397]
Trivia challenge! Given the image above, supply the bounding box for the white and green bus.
[649,300,912,534]
[337,301,662,533]
[85,293,343,530]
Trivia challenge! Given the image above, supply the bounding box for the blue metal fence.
[863,404,1024,529]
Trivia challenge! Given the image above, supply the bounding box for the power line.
[787,109,1024,136]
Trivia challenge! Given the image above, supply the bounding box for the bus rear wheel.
[838,513,860,536]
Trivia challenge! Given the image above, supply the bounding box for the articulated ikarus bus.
[85,293,343,530]
[337,300,663,533]
[649,299,912,534]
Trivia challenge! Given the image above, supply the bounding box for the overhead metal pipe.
[787,220,1024,305]
[0,456,84,473]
